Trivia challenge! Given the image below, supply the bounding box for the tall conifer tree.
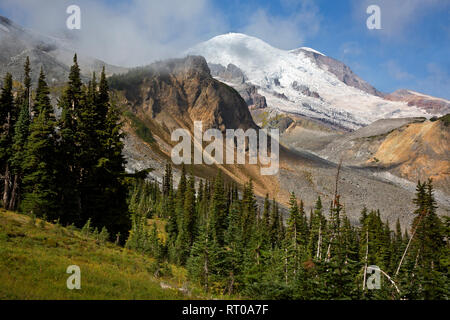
[21,69,58,218]
[0,73,16,208]
[9,57,32,210]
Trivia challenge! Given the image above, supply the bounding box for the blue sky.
[210,0,450,98]
[1,0,449,98]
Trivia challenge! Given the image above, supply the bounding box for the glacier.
[187,33,431,130]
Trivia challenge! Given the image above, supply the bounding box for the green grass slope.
[0,210,205,300]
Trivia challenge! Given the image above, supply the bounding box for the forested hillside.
[1,57,448,300]
[0,55,130,240]
[126,164,449,299]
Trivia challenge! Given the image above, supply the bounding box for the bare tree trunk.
[363,228,369,290]
[325,159,342,263]
[326,236,334,262]
[378,268,401,296]
[316,224,321,260]
[334,159,342,201]
[2,111,12,209]
[284,247,288,285]
[204,232,209,293]
[413,248,420,270]
[228,271,235,295]
[2,164,11,209]
[293,227,297,276]
[395,211,425,277]
[8,174,19,210]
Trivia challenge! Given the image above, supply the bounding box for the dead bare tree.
[362,228,369,290]
[326,158,343,263]
[379,268,401,296]
[395,209,426,277]
[315,223,322,260]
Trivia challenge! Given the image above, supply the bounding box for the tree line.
[1,56,447,299]
[127,164,449,299]
[0,56,130,239]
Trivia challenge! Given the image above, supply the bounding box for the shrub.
[99,227,110,244]
[81,218,92,237]
[28,213,36,227]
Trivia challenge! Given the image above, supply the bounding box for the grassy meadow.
[0,209,212,300]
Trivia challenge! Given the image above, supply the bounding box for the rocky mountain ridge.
[109,57,449,226]
[187,33,434,130]
[385,89,450,115]
[0,15,126,85]
[1,17,448,227]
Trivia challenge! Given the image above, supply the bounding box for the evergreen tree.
[162,163,173,197]
[240,180,257,245]
[57,54,83,223]
[9,57,32,210]
[0,73,16,209]
[391,218,404,270]
[183,173,197,247]
[55,58,130,238]
[175,164,187,238]
[175,172,196,265]
[242,216,272,295]
[269,198,282,248]
[308,196,324,260]
[210,171,227,245]
[187,215,222,293]
[408,180,446,299]
[286,192,302,280]
[93,67,130,240]
[262,194,271,236]
[223,201,243,294]
[21,69,58,218]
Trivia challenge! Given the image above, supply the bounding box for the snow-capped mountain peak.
[295,47,326,56]
[187,33,433,130]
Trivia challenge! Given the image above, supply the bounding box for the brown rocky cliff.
[111,56,258,134]
[385,89,450,115]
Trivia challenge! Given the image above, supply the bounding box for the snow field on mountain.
[188,33,429,129]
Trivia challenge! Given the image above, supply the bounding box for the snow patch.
[187,33,430,130]
[0,24,9,33]
[299,47,325,56]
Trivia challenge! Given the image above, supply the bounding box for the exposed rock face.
[110,56,258,133]
[1,17,447,227]
[292,48,384,97]
[316,117,450,198]
[111,56,449,226]
[385,89,450,115]
[267,116,294,132]
[272,91,289,101]
[208,63,267,109]
[187,33,430,131]
[209,63,247,84]
[234,83,267,109]
[291,81,321,99]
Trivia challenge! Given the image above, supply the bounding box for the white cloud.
[353,0,446,39]
[382,60,450,99]
[416,63,450,100]
[0,0,322,66]
[0,0,228,67]
[240,0,321,50]
[383,60,414,81]
[340,42,362,57]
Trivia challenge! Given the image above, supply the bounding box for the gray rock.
[291,81,321,99]
[209,63,246,84]
[291,48,384,97]
[208,63,267,109]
